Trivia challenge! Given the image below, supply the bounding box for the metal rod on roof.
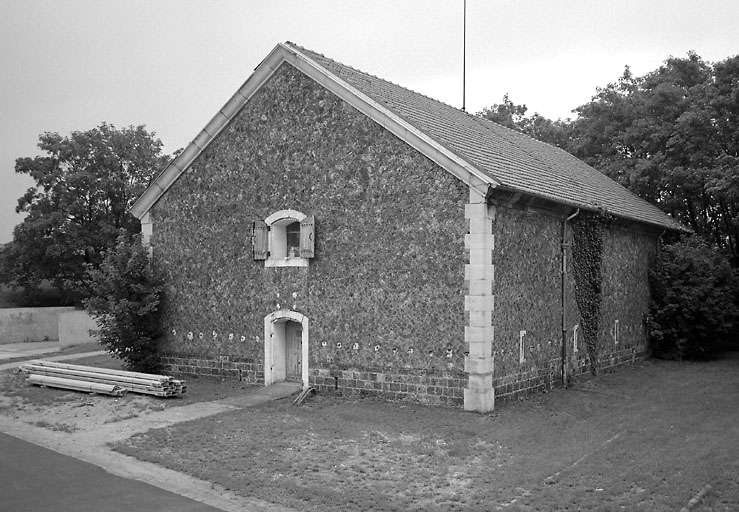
[462,0,466,111]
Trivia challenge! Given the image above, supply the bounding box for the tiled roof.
[286,43,684,231]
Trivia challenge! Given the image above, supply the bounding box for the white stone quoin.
[463,183,496,412]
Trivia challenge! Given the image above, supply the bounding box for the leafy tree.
[1,123,168,304]
[480,54,739,264]
[569,53,739,262]
[477,93,573,148]
[84,234,164,372]
[648,235,739,358]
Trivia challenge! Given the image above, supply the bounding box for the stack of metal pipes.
[20,360,187,397]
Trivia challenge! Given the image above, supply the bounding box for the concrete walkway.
[0,346,108,371]
[0,340,61,360]
[0,344,301,511]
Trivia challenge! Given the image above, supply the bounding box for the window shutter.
[253,220,269,260]
[300,215,315,259]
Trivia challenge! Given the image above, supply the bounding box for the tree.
[84,233,164,372]
[479,54,739,264]
[648,235,739,358]
[477,93,573,149]
[569,53,739,262]
[1,123,168,304]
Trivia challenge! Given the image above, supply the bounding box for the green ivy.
[572,212,612,374]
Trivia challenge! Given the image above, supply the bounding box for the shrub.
[648,235,739,358]
[84,234,164,372]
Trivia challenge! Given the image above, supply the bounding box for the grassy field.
[111,351,739,511]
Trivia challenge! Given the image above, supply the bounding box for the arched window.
[253,209,315,267]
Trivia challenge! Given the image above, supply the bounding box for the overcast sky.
[1,0,738,243]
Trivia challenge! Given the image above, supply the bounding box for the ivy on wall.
[571,211,613,374]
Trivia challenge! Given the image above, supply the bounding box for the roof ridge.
[287,42,574,165]
[284,41,469,116]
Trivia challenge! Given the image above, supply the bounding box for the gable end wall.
[150,63,469,405]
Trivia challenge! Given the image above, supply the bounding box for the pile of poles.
[20,360,187,398]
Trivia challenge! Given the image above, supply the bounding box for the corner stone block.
[465,295,494,312]
[465,325,494,343]
[468,217,493,234]
[468,278,493,296]
[465,264,495,282]
[468,248,493,265]
[467,372,493,390]
[464,387,495,412]
[467,340,492,358]
[464,203,492,219]
[468,309,492,326]
[464,233,495,250]
[464,355,494,374]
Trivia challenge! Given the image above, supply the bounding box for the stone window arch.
[253,209,315,267]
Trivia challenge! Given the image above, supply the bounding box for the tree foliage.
[479,53,739,263]
[479,52,739,360]
[84,234,164,372]
[569,54,739,261]
[648,236,739,359]
[477,93,573,149]
[0,123,168,304]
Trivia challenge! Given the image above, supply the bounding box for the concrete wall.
[59,310,98,347]
[0,307,74,343]
[0,307,98,347]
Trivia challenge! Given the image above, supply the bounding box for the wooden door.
[285,321,302,382]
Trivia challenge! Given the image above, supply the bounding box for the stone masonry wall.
[490,206,658,401]
[150,62,659,408]
[160,353,263,384]
[150,62,469,402]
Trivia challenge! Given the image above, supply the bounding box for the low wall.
[0,307,74,343]
[59,310,98,347]
[0,307,99,347]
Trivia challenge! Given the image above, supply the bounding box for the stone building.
[130,42,684,411]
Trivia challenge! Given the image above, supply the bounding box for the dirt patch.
[0,352,259,433]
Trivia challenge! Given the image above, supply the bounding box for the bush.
[648,235,739,359]
[84,234,164,372]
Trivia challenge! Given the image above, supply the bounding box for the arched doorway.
[264,310,309,389]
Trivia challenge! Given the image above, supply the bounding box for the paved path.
[0,341,62,360]
[0,348,109,371]
[1,431,225,512]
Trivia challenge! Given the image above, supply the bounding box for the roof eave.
[130,43,290,219]
[491,185,688,233]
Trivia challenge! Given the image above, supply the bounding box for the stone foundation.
[160,353,263,384]
[309,368,466,407]
[494,346,647,402]
[158,347,645,408]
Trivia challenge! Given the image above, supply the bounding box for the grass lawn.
[112,351,739,511]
